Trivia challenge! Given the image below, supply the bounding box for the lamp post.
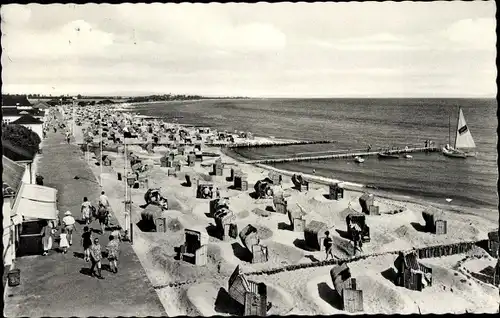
[126,174,135,244]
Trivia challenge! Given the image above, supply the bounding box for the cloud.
[442,18,496,50]
[0,3,496,97]
[2,19,115,60]
[0,4,31,27]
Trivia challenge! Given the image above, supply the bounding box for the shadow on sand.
[335,229,351,240]
[206,224,222,240]
[317,282,343,310]
[214,287,243,315]
[381,267,398,286]
[265,206,275,212]
[231,242,252,263]
[278,222,292,231]
[249,192,259,199]
[410,222,427,233]
[293,238,316,252]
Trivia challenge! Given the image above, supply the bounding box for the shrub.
[2,124,41,161]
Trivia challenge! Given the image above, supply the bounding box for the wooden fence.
[244,239,489,277]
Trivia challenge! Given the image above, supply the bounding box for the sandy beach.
[69,105,498,315]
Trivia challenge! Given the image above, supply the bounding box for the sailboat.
[442,107,476,158]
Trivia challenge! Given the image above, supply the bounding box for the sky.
[1,2,497,98]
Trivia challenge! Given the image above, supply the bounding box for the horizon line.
[2,93,496,99]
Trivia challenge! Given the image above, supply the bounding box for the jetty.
[212,139,337,148]
[243,146,440,164]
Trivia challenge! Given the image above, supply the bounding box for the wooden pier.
[213,139,337,148]
[243,146,440,164]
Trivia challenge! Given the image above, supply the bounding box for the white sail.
[454,108,476,150]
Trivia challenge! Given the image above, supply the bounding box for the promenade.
[3,116,165,317]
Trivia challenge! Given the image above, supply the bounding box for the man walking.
[99,191,110,208]
[324,231,335,261]
[62,211,76,246]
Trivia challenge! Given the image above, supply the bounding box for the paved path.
[3,114,166,317]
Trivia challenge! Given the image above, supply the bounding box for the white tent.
[11,183,58,224]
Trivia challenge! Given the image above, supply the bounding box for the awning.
[11,183,58,223]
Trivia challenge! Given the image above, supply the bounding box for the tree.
[2,124,42,161]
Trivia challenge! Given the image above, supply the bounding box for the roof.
[2,156,26,197]
[12,183,58,222]
[33,101,50,109]
[305,220,328,233]
[2,106,44,118]
[11,114,44,125]
[2,95,32,107]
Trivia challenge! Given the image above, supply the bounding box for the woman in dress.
[106,235,120,273]
[89,238,104,279]
[81,197,93,225]
[41,220,55,256]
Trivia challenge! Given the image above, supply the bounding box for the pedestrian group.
[41,191,121,280]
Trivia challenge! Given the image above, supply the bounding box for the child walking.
[59,228,69,254]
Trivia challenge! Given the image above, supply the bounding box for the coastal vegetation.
[2,124,41,161]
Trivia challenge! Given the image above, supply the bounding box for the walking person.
[41,220,56,256]
[62,211,77,246]
[81,226,93,262]
[59,228,69,254]
[81,197,93,225]
[99,191,110,209]
[89,238,104,279]
[324,231,335,261]
[106,235,120,273]
[97,205,109,234]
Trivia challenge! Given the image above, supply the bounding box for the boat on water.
[378,152,399,159]
[403,154,413,159]
[442,107,477,159]
[354,156,365,163]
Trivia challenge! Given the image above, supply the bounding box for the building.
[32,101,50,110]
[2,95,45,124]
[2,156,26,268]
[3,155,59,265]
[10,114,44,139]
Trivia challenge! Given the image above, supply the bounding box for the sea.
[128,98,498,209]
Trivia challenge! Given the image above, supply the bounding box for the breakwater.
[244,146,440,164]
